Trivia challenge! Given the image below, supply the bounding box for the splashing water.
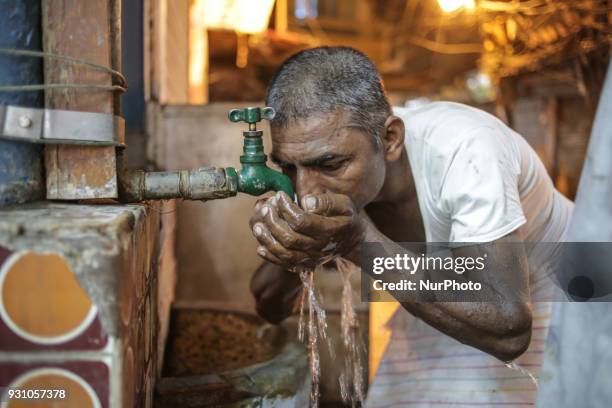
[298,267,324,407]
[297,257,365,408]
[336,257,366,406]
[505,361,538,387]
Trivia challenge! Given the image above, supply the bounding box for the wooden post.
[188,0,208,105]
[147,0,190,105]
[42,0,120,199]
[275,0,288,34]
[542,96,559,179]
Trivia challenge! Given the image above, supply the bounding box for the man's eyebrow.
[301,153,346,167]
[271,153,347,168]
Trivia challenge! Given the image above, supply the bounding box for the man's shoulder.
[401,102,521,201]
[394,100,487,118]
[398,101,513,152]
[397,101,504,131]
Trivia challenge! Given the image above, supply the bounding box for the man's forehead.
[272,114,358,163]
[271,110,348,142]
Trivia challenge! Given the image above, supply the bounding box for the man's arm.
[250,261,302,324]
[251,235,532,361]
[250,192,533,361]
[361,223,532,362]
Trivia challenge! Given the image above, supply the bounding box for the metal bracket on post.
[0,105,124,146]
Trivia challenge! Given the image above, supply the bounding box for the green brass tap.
[226,107,294,199]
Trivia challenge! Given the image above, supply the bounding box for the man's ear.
[382,115,405,161]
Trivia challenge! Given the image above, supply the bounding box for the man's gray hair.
[265,46,391,147]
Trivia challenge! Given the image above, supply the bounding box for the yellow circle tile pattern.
[6,368,100,408]
[1,252,93,340]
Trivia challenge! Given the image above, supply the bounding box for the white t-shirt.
[398,101,572,243]
[366,102,573,407]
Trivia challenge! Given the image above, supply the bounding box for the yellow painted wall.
[369,301,399,382]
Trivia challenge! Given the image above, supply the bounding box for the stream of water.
[505,361,539,387]
[337,257,366,407]
[294,252,536,407]
[297,257,365,408]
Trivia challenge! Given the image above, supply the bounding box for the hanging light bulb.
[437,0,476,13]
[193,0,276,34]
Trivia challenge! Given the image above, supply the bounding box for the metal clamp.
[0,105,124,146]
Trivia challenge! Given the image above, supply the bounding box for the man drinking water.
[249,46,573,406]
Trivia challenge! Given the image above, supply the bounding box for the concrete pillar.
[0,202,176,407]
[536,58,612,408]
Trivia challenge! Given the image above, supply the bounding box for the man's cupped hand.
[250,191,366,268]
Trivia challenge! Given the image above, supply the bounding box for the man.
[249,46,573,406]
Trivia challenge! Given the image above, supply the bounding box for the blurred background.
[131,0,610,289]
[0,1,608,406]
[123,0,609,404]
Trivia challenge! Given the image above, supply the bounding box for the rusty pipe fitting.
[119,166,238,203]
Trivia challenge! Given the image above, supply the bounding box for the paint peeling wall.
[0,202,176,407]
[0,0,44,204]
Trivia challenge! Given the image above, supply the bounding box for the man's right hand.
[250,261,302,324]
[249,192,366,268]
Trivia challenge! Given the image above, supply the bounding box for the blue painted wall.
[0,0,44,205]
[122,0,145,133]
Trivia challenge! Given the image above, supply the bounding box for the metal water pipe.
[118,106,294,202]
[0,0,44,205]
[0,2,290,205]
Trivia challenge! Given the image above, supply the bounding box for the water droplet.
[505,361,538,387]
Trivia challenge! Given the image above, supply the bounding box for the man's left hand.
[250,191,366,268]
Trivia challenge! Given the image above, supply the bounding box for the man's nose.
[294,168,325,200]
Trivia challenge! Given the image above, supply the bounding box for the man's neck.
[366,147,425,242]
[376,147,417,206]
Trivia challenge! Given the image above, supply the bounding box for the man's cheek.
[360,170,385,206]
[331,181,369,209]
[344,160,382,205]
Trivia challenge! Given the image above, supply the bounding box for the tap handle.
[228,107,275,125]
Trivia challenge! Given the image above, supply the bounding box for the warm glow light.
[437,0,476,13]
[189,26,207,104]
[191,0,276,34]
[189,0,209,104]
